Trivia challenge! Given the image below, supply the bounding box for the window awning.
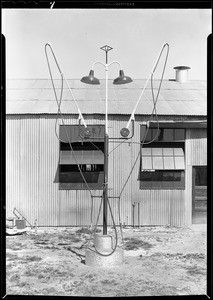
[148,121,207,129]
[60,150,104,165]
[141,148,185,170]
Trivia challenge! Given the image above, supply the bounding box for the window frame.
[140,170,185,189]
[58,125,105,190]
[139,125,185,190]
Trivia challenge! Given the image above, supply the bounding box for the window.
[140,125,185,189]
[195,167,207,186]
[59,125,105,190]
[140,126,185,143]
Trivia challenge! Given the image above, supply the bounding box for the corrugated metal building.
[6,78,207,227]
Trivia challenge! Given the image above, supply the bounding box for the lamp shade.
[113,70,133,85]
[81,70,100,85]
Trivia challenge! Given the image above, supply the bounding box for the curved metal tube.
[45,43,87,128]
[91,60,106,69]
[108,60,122,69]
[126,43,169,129]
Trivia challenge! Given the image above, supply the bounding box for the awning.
[141,148,185,170]
[60,150,104,165]
[148,121,207,129]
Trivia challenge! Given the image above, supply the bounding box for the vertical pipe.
[138,202,140,227]
[132,204,135,227]
[103,133,109,235]
[105,65,108,135]
[192,167,195,224]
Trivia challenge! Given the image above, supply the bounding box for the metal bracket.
[100,45,113,52]
[100,45,113,64]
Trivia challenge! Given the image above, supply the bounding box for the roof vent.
[173,66,190,83]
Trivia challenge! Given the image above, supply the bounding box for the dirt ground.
[6,224,207,297]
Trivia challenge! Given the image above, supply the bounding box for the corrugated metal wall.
[6,117,21,218]
[6,115,207,227]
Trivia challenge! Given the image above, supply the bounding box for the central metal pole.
[103,132,109,235]
[103,59,109,235]
[99,45,113,235]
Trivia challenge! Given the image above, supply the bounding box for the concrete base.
[85,234,124,268]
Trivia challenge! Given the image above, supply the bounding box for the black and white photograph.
[2,5,212,297]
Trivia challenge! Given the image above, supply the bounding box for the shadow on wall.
[54,161,59,183]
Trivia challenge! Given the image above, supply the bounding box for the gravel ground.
[6,224,207,297]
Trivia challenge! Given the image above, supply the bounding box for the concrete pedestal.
[85,234,124,267]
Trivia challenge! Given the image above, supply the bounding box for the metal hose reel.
[83,127,92,138]
[120,127,130,138]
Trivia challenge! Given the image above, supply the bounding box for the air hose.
[45,43,120,256]
[86,192,119,257]
[90,43,169,253]
[119,43,169,199]
[45,42,169,256]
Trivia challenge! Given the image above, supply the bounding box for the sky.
[2,9,212,81]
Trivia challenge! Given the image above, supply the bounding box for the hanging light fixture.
[81,70,100,85]
[113,70,133,85]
